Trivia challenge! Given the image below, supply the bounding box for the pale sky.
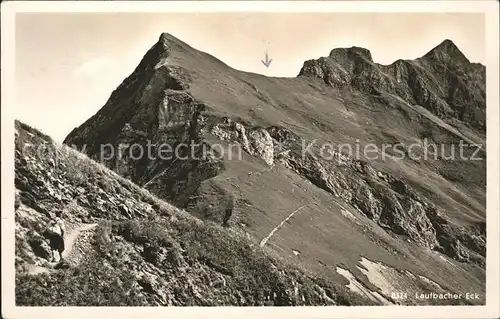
[15,13,485,142]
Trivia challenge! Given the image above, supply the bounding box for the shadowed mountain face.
[40,33,486,305]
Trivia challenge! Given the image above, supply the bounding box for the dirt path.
[61,223,98,260]
[26,223,97,275]
[259,204,309,248]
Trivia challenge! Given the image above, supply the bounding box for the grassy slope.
[15,120,375,306]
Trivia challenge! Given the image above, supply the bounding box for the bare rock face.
[249,129,274,166]
[211,120,274,166]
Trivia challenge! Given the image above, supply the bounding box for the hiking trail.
[259,204,310,248]
[27,222,98,275]
[62,223,98,260]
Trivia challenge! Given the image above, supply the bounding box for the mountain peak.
[423,39,470,64]
[329,46,373,63]
[158,32,183,49]
[298,45,374,85]
[434,39,460,51]
[155,32,195,55]
[159,32,179,42]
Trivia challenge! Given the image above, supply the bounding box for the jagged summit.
[329,46,374,63]
[297,38,485,131]
[302,39,472,74]
[422,39,471,64]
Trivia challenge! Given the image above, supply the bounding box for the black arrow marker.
[261,52,272,68]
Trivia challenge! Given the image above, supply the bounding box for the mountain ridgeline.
[299,39,485,132]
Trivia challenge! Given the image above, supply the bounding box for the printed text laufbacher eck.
[414,292,480,300]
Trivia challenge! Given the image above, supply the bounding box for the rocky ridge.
[299,39,486,132]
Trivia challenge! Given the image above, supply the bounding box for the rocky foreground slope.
[16,121,375,306]
[17,33,486,306]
